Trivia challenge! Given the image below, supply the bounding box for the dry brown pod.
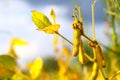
[89,41,106,68]
[95,44,106,68]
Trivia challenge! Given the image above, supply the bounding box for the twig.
[56,32,94,62]
[106,10,120,18]
[56,32,73,46]
[83,34,93,42]
[91,0,97,40]
[100,43,120,54]
[99,68,108,80]
[109,71,120,80]
[84,53,94,62]
[110,15,118,47]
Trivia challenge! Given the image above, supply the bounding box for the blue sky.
[0,0,109,65]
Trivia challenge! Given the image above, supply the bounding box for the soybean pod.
[89,41,106,68]
[88,61,98,80]
[78,38,86,64]
[72,29,81,56]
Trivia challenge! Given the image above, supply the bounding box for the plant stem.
[99,68,108,80]
[100,42,120,54]
[56,32,94,62]
[109,71,120,80]
[56,32,120,80]
[83,34,93,42]
[111,15,118,47]
[91,0,97,41]
[84,53,94,62]
[56,32,119,62]
[56,32,73,45]
[106,0,118,47]
[83,34,119,54]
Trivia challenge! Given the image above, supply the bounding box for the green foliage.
[104,0,120,25]
[32,10,60,34]
[0,55,16,79]
[32,10,52,29]
[43,57,59,72]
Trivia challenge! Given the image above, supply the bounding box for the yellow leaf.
[11,70,30,80]
[40,24,60,34]
[11,38,27,46]
[50,9,56,24]
[32,10,52,29]
[29,57,43,79]
[53,34,58,46]
[62,47,70,55]
[8,37,27,59]
[58,59,67,75]
[32,10,60,34]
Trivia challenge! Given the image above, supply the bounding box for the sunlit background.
[0,0,108,65]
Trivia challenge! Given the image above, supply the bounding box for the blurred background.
[0,0,120,80]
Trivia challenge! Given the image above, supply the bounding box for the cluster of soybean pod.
[72,0,107,80]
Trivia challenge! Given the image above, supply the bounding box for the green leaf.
[0,55,16,79]
[32,10,52,29]
[32,10,60,34]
